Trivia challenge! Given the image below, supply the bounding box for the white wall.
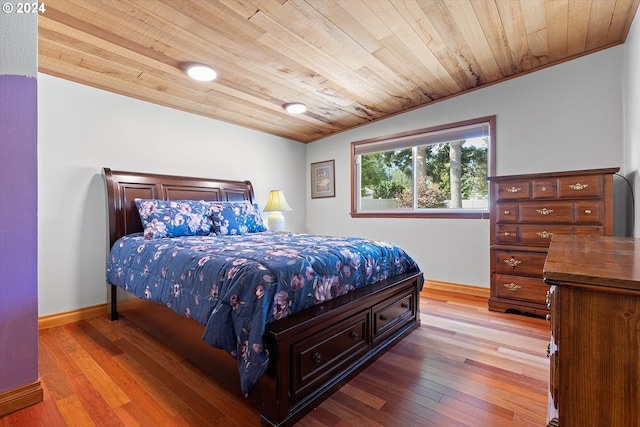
[306,47,625,288]
[624,13,640,238]
[0,10,37,76]
[37,74,306,316]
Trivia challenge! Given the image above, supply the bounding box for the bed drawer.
[372,289,416,345]
[291,310,370,401]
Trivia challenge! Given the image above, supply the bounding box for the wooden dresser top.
[544,234,640,291]
[487,167,619,182]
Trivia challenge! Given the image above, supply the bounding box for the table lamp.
[263,190,292,231]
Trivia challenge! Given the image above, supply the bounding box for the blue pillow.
[211,201,267,235]
[135,199,213,239]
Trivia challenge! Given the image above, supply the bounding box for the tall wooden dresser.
[544,235,640,427]
[488,167,618,315]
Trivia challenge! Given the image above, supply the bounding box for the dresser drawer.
[494,274,548,303]
[292,310,370,400]
[557,175,602,199]
[495,180,531,201]
[520,225,573,246]
[372,290,415,344]
[519,202,572,223]
[519,225,604,246]
[575,226,604,236]
[496,203,517,223]
[496,225,518,244]
[574,201,604,224]
[494,250,547,277]
[532,179,557,199]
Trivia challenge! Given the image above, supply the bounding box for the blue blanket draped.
[106,231,420,395]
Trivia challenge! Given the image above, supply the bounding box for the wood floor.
[1,289,550,426]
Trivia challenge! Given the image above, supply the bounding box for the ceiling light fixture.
[185,63,217,82]
[284,102,307,114]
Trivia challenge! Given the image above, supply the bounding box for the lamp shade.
[263,190,293,212]
[263,190,292,231]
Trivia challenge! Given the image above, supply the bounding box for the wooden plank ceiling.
[38,0,639,143]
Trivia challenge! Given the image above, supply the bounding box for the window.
[351,116,495,219]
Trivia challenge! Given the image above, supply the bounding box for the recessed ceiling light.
[284,103,307,114]
[185,63,217,82]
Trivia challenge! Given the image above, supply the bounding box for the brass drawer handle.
[503,232,511,236]
[584,209,592,214]
[536,208,553,215]
[546,342,551,358]
[569,183,588,190]
[536,231,553,239]
[504,258,521,267]
[503,283,521,292]
[504,210,510,215]
[312,352,322,364]
[506,186,521,193]
[541,186,547,192]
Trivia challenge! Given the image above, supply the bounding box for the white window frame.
[350,116,496,219]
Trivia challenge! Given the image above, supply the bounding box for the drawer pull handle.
[503,283,521,292]
[537,231,553,239]
[506,186,521,193]
[546,342,551,358]
[536,208,553,215]
[350,331,359,340]
[541,186,547,192]
[569,183,588,190]
[504,258,521,267]
[312,352,322,364]
[584,209,592,214]
[504,210,510,215]
[379,315,388,321]
[545,314,551,322]
[546,290,551,308]
[504,232,511,236]
[401,303,408,309]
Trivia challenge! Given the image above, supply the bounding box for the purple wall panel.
[0,74,38,391]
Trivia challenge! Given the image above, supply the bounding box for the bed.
[103,168,423,426]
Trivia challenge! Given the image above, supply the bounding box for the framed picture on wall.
[310,159,335,199]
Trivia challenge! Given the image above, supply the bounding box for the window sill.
[350,210,490,219]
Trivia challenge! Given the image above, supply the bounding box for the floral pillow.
[210,201,267,235]
[135,199,213,239]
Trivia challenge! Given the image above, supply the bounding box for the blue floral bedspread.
[106,231,421,395]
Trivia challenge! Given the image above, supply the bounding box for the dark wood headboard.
[103,168,257,248]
